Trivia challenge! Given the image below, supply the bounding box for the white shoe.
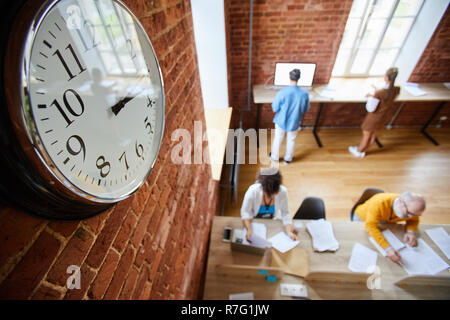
[348,146,365,158]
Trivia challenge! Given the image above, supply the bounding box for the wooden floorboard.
[221,128,450,224]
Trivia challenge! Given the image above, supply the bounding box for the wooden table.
[203,216,450,300]
[253,81,450,147]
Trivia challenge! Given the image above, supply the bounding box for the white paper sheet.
[229,292,254,300]
[425,227,450,260]
[319,87,337,99]
[234,223,271,248]
[382,229,405,251]
[348,243,378,273]
[268,232,300,253]
[403,83,427,96]
[306,219,339,252]
[366,97,380,112]
[369,237,387,257]
[369,229,405,256]
[251,222,267,239]
[400,239,449,275]
[280,283,308,298]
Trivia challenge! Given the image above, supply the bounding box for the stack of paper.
[234,222,271,248]
[400,239,449,275]
[369,229,449,275]
[306,219,339,252]
[403,82,427,96]
[425,227,450,259]
[348,243,378,273]
[369,229,405,256]
[268,232,300,253]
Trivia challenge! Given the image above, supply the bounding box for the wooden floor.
[221,128,450,224]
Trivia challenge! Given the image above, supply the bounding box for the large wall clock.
[0,0,165,220]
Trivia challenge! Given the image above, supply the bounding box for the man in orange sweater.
[354,192,426,263]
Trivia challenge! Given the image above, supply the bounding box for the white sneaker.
[348,146,365,158]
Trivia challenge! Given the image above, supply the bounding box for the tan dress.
[361,86,400,132]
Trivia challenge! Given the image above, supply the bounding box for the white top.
[240,183,293,226]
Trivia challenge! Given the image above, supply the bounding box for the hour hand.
[111,96,133,116]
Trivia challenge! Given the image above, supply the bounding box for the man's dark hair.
[289,69,301,82]
[257,168,282,195]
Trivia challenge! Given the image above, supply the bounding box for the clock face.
[23,0,164,202]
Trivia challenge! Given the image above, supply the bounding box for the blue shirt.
[256,205,275,219]
[272,85,310,131]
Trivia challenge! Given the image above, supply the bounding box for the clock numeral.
[126,39,136,60]
[53,44,86,81]
[135,141,144,160]
[119,151,129,171]
[66,135,86,161]
[77,20,99,52]
[50,89,85,127]
[147,96,156,108]
[96,156,111,178]
[144,116,153,134]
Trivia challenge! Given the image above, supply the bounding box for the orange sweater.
[355,193,419,249]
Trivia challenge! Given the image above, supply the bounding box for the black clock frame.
[0,0,114,220]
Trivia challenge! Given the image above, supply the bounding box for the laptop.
[272,62,316,89]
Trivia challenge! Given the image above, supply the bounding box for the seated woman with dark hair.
[241,167,297,242]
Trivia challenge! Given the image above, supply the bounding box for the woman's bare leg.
[358,131,372,153]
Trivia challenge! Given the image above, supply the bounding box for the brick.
[119,267,139,300]
[113,211,137,253]
[103,245,135,300]
[131,264,150,299]
[0,207,45,267]
[85,200,130,268]
[0,231,60,299]
[82,209,110,234]
[31,284,63,300]
[48,221,80,238]
[87,249,120,299]
[131,181,150,216]
[130,208,153,249]
[46,227,94,286]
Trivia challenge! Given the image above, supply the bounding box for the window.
[332,0,424,77]
[77,0,143,76]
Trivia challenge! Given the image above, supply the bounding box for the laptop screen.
[274,62,316,87]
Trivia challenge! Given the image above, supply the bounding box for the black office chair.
[294,197,326,220]
[350,187,384,221]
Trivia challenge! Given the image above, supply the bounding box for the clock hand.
[111,96,134,116]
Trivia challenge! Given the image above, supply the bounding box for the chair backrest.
[350,187,384,220]
[294,197,325,220]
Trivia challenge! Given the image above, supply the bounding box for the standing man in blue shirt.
[270,69,310,165]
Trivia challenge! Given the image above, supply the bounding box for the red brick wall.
[409,6,450,83]
[226,0,449,129]
[0,0,219,300]
[226,0,353,127]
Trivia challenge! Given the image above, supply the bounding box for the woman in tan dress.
[349,67,400,158]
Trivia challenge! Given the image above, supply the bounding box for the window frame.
[334,0,425,78]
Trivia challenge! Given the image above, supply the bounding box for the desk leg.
[375,138,383,148]
[421,101,446,146]
[256,104,261,148]
[313,103,323,148]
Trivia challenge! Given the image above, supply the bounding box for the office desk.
[253,81,450,147]
[203,216,450,300]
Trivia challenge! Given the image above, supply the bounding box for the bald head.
[400,192,426,216]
